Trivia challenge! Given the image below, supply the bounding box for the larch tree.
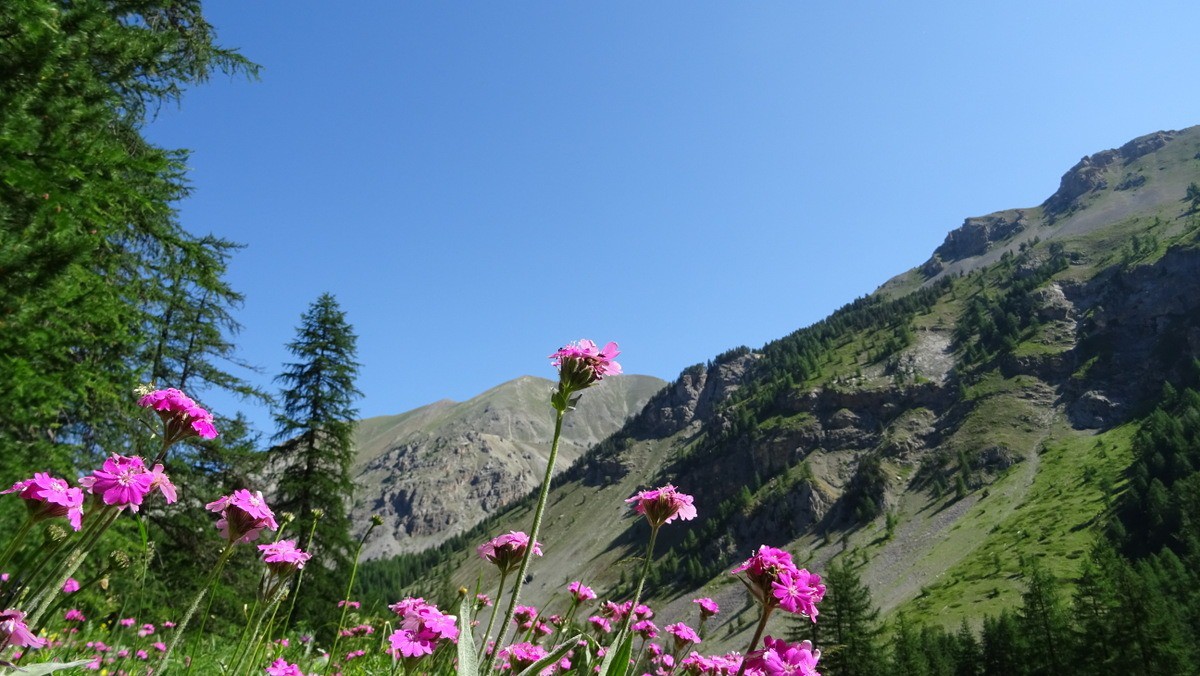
[272,292,362,630]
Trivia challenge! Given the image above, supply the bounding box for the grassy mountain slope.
[363,125,1200,652]
[348,374,665,559]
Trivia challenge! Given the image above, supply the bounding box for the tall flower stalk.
[323,515,380,676]
[488,340,620,669]
[620,484,696,636]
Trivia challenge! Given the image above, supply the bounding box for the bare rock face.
[934,211,1028,262]
[638,353,756,437]
[348,374,665,559]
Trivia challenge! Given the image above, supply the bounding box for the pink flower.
[3,472,86,530]
[633,619,658,640]
[513,605,539,629]
[64,609,86,622]
[497,642,548,672]
[153,642,167,652]
[264,658,305,676]
[259,539,311,576]
[549,339,622,391]
[567,580,596,602]
[731,545,824,618]
[79,455,155,512]
[475,593,493,607]
[148,464,178,504]
[387,597,458,659]
[137,388,219,442]
[139,623,156,637]
[743,636,820,676]
[119,617,135,627]
[0,609,46,649]
[62,577,81,593]
[626,484,697,528]
[666,623,701,651]
[588,615,613,633]
[693,597,720,619]
[477,531,542,575]
[771,569,825,621]
[205,489,279,543]
[337,599,361,609]
[136,649,149,660]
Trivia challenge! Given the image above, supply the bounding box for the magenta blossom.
[64,609,86,622]
[477,531,542,574]
[258,539,311,576]
[79,455,157,512]
[743,636,821,676]
[626,483,697,528]
[549,339,622,392]
[497,642,548,672]
[137,388,219,442]
[633,619,659,640]
[4,472,86,530]
[666,622,701,650]
[62,578,80,593]
[264,658,305,676]
[693,597,720,619]
[731,545,824,618]
[205,489,278,543]
[771,568,825,621]
[387,597,458,659]
[588,615,613,633]
[567,580,596,602]
[0,609,46,650]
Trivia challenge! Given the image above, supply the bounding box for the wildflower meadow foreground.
[0,341,824,675]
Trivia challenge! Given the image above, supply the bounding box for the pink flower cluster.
[497,641,571,673]
[78,455,176,513]
[265,658,305,676]
[258,539,311,576]
[206,489,278,543]
[2,472,85,530]
[137,388,218,441]
[679,651,744,675]
[731,545,825,620]
[386,597,458,659]
[549,339,622,391]
[626,483,698,528]
[478,531,542,574]
[742,636,820,676]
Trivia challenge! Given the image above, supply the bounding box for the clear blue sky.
[145,2,1200,436]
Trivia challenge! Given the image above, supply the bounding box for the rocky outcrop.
[635,354,756,438]
[933,211,1028,263]
[1043,130,1177,216]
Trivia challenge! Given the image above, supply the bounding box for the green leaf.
[516,634,582,676]
[457,595,479,676]
[2,660,94,674]
[597,631,634,676]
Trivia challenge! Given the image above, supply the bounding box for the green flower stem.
[477,570,509,661]
[490,406,566,670]
[619,524,660,637]
[237,580,289,676]
[160,541,237,674]
[734,605,775,676]
[280,514,321,638]
[323,519,378,676]
[0,516,35,574]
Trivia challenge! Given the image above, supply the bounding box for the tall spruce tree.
[272,293,362,630]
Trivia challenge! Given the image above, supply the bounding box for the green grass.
[900,423,1133,627]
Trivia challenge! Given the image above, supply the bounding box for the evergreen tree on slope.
[272,293,362,631]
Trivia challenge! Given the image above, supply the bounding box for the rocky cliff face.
[348,374,664,559]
